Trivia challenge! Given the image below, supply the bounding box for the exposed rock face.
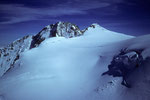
[0,22,83,77]
[56,22,82,37]
[0,35,32,76]
[102,48,144,88]
[30,22,83,49]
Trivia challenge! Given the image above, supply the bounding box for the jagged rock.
[0,22,83,77]
[30,22,83,49]
[102,49,144,88]
[0,35,32,77]
[56,22,82,37]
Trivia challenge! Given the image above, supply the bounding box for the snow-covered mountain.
[30,22,82,49]
[1,22,150,100]
[0,22,83,77]
[0,35,32,77]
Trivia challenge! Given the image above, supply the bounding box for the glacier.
[0,22,150,100]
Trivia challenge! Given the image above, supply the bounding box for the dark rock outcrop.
[102,48,144,88]
[30,22,83,49]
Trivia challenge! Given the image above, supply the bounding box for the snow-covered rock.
[30,22,83,48]
[102,48,144,88]
[0,35,32,77]
[0,22,132,77]
[2,21,148,100]
[56,22,82,37]
[0,22,83,77]
[83,23,133,41]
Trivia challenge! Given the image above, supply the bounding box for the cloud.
[0,4,81,24]
[0,0,114,24]
[0,0,127,24]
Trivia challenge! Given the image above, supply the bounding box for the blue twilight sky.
[0,0,150,46]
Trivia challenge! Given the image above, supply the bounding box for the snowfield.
[0,22,150,100]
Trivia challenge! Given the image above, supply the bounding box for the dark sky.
[0,0,150,46]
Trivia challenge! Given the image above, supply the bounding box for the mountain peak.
[0,22,83,77]
[91,23,100,27]
[55,21,83,37]
[30,22,83,49]
[0,21,133,77]
[90,23,108,31]
[83,23,108,33]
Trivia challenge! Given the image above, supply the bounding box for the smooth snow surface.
[1,25,150,100]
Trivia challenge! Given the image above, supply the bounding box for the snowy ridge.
[0,22,141,100]
[2,33,150,100]
[0,22,132,77]
[0,35,32,77]
[83,23,133,39]
[0,22,83,77]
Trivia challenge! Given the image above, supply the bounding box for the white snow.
[0,35,32,77]
[0,24,150,100]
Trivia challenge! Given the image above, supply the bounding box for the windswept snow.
[1,22,150,100]
[0,22,83,77]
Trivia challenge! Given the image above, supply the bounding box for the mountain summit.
[4,21,150,100]
[30,22,83,48]
[0,22,133,77]
[1,21,150,100]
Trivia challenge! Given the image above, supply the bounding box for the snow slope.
[1,22,150,100]
[0,22,82,77]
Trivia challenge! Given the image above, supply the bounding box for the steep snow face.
[0,35,32,77]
